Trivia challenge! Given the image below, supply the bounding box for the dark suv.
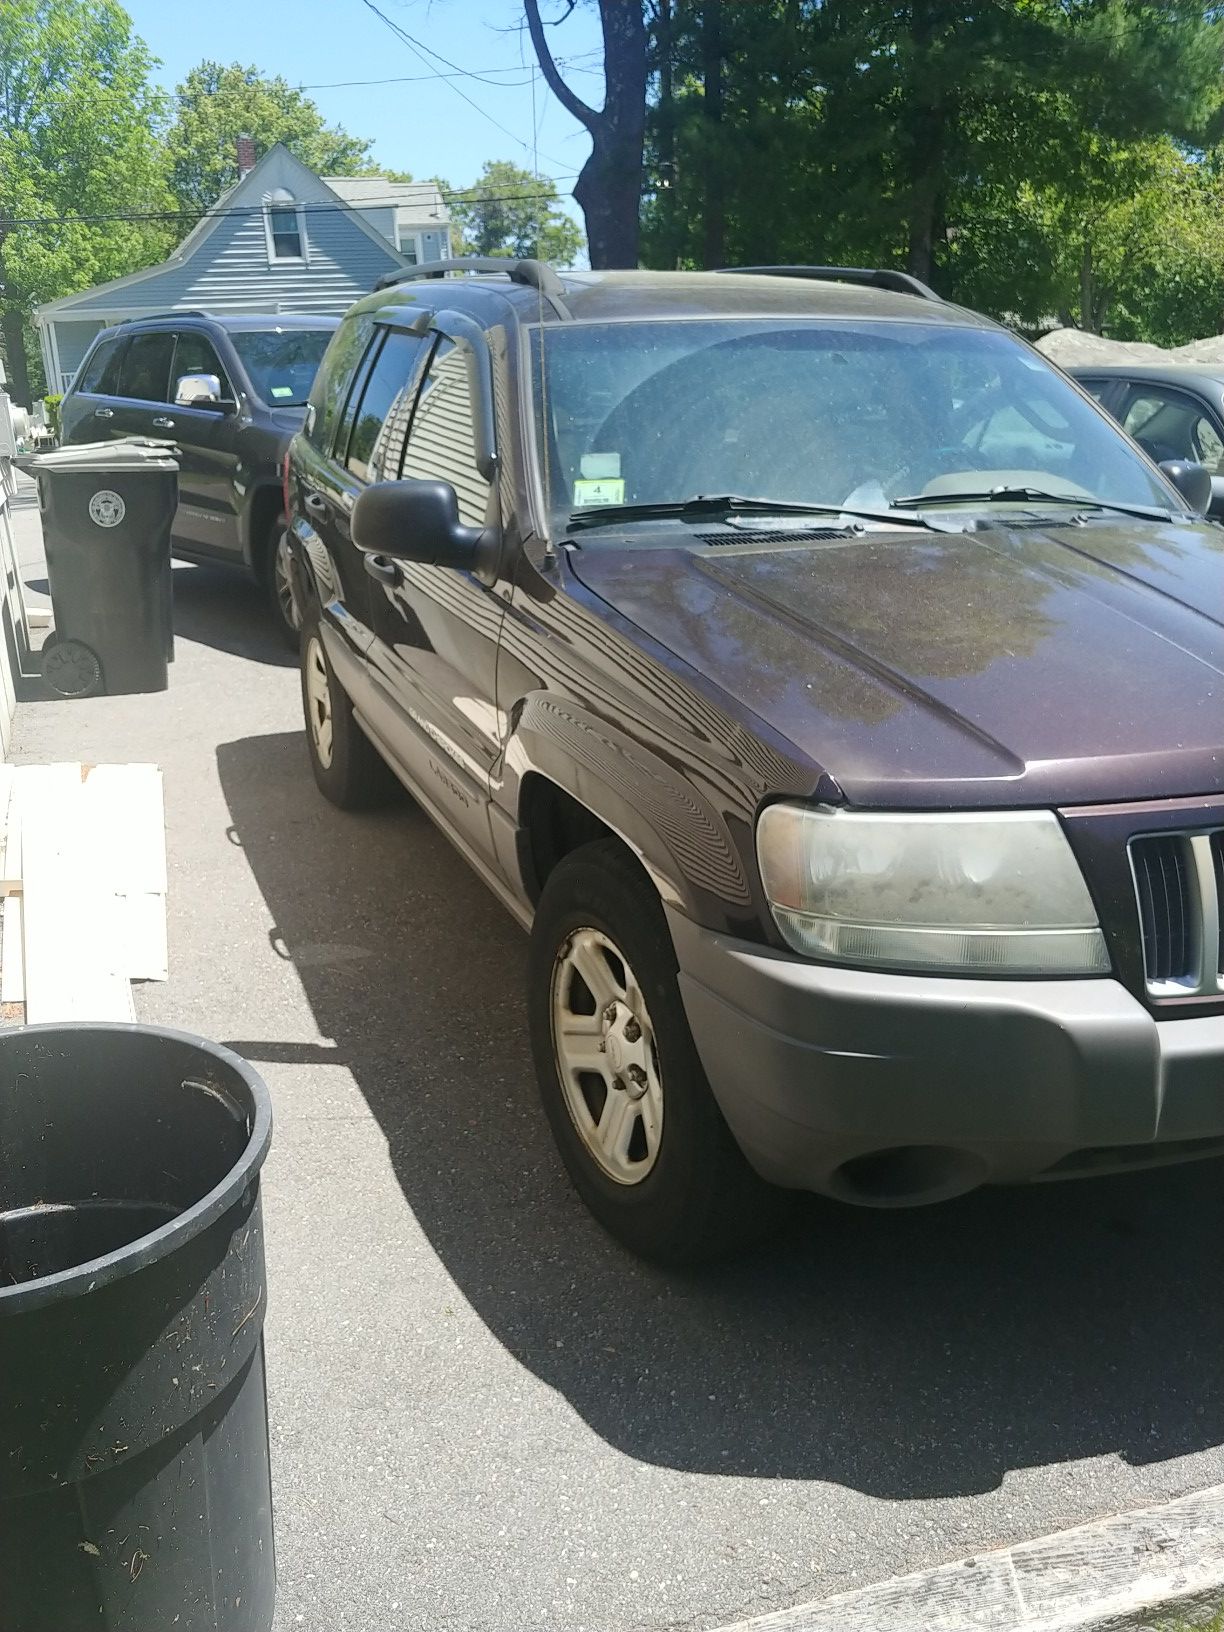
[288,259,1224,1264]
[63,310,338,642]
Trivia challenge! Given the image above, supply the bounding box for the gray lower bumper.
[667,910,1224,1201]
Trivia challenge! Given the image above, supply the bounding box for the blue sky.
[122,0,601,211]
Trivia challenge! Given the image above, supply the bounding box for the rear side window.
[307,312,375,454]
[345,328,428,483]
[401,339,493,526]
[76,337,122,395]
[116,332,175,403]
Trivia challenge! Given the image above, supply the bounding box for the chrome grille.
[1130,829,1224,996]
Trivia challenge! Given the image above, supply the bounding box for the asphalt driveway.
[11,557,1224,1632]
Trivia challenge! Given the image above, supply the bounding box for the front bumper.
[667,910,1224,1202]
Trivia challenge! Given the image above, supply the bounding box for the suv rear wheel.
[265,517,302,648]
[300,609,396,809]
[528,838,786,1265]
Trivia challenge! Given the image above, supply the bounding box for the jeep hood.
[568,520,1224,808]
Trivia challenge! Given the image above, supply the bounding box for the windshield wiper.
[890,486,1174,523]
[567,493,937,533]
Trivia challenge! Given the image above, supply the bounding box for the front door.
[361,333,505,864]
[166,329,243,558]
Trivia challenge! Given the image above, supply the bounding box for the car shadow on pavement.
[171,564,295,667]
[217,729,1224,1503]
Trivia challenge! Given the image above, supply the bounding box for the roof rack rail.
[114,309,215,325]
[718,265,942,302]
[375,256,567,300]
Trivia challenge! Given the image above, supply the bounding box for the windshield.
[528,319,1176,527]
[230,328,333,406]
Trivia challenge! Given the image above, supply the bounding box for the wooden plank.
[1,895,24,1005]
[20,762,135,1024]
[79,764,167,981]
[0,764,20,895]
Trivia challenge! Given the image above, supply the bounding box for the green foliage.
[42,392,62,433]
[443,160,584,266]
[166,62,376,215]
[641,0,1224,344]
[0,0,173,402]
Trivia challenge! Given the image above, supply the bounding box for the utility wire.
[293,51,604,91]
[354,0,573,169]
[3,184,581,230]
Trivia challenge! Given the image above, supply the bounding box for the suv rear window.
[117,331,174,403]
[76,336,122,395]
[345,328,427,483]
[307,313,375,451]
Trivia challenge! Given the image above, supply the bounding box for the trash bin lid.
[32,438,179,472]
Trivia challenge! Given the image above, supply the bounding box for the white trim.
[263,199,309,267]
[396,229,421,264]
[47,323,64,395]
[36,144,410,321]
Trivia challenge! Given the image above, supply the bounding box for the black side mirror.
[351,478,489,571]
[1159,459,1212,516]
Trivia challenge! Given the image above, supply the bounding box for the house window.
[265,190,305,261]
[397,230,419,264]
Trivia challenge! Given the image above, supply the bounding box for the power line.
[3,184,581,230]
[293,51,604,92]
[354,0,573,169]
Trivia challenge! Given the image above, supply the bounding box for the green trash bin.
[32,440,179,699]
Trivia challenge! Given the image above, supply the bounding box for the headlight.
[756,804,1109,975]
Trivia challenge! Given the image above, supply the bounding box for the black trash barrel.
[32,440,179,699]
[0,1024,274,1632]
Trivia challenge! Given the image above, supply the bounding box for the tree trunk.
[656,0,679,266]
[525,0,647,269]
[701,1,725,268]
[1,307,30,409]
[1078,240,1112,334]
[902,0,943,287]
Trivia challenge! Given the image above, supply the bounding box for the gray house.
[36,144,452,394]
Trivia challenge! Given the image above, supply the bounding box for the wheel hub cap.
[551,928,664,1185]
[304,637,334,769]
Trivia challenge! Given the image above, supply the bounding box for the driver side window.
[172,332,232,402]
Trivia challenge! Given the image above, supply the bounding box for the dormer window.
[264,189,305,262]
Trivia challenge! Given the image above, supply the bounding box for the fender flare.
[509,693,755,922]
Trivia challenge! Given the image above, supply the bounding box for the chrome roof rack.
[115,309,215,324]
[374,256,567,299]
[718,265,942,302]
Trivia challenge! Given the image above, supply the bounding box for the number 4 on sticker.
[573,478,625,507]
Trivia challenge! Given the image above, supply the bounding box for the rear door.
[360,331,504,863]
[292,311,382,653]
[61,335,126,443]
[110,331,176,442]
[165,329,243,558]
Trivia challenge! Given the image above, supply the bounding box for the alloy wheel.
[304,636,334,769]
[550,927,664,1185]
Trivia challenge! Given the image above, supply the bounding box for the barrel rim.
[0,1022,272,1314]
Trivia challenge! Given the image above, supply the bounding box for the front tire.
[528,838,785,1265]
[300,610,396,810]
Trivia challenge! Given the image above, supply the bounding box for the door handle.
[363,553,400,587]
[94,407,114,419]
[152,416,175,429]
[304,492,328,516]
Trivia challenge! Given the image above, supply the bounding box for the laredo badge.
[88,489,125,528]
